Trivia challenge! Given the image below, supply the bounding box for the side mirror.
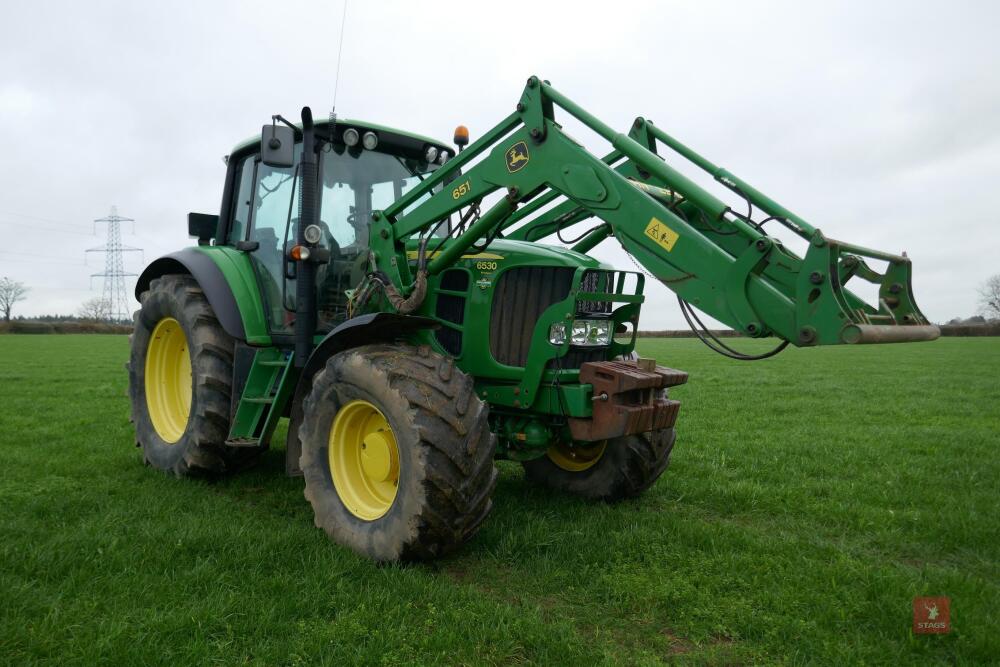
[261,124,295,167]
[188,212,218,245]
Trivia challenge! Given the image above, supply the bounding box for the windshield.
[319,145,439,253]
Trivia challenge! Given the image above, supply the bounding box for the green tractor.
[128,76,937,561]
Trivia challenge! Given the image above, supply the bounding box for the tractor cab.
[223,119,452,334]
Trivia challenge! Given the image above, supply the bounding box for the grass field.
[0,335,997,665]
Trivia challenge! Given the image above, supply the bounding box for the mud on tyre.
[299,343,497,561]
[521,429,676,501]
[128,274,260,476]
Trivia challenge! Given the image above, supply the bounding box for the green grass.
[0,335,997,665]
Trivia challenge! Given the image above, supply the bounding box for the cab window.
[248,148,300,331]
[228,155,255,243]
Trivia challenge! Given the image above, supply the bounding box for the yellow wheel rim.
[144,317,192,444]
[328,400,400,521]
[547,440,607,472]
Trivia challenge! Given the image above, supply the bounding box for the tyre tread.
[128,273,261,477]
[300,343,497,560]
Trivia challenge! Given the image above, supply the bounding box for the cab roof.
[230,118,452,159]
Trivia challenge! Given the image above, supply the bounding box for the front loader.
[128,76,937,561]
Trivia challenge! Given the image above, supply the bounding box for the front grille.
[440,269,469,291]
[435,269,467,356]
[490,267,574,366]
[577,270,613,314]
[551,347,607,370]
[490,266,612,368]
[436,293,465,325]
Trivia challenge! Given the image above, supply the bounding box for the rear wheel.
[522,429,676,501]
[299,343,497,561]
[128,274,260,476]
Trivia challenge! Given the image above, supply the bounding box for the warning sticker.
[644,217,679,252]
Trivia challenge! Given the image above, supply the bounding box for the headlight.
[362,131,378,150]
[438,150,449,165]
[548,322,567,345]
[342,128,359,147]
[425,146,439,163]
[587,320,611,345]
[303,224,323,245]
[569,319,611,346]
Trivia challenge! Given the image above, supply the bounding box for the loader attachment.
[371,76,938,349]
[612,110,940,347]
[796,233,939,345]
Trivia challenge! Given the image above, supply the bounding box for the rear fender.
[136,248,258,342]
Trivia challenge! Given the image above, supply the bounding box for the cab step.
[225,348,296,449]
[225,437,263,448]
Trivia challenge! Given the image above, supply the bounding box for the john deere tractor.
[129,76,937,561]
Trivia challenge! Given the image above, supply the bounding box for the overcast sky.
[1,0,997,328]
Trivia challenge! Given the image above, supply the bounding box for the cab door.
[245,153,299,334]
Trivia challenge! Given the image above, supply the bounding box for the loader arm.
[369,76,938,347]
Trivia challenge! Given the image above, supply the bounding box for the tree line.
[1,277,130,323]
[3,274,1000,325]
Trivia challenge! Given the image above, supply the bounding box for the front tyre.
[299,344,497,561]
[522,429,676,501]
[128,274,259,476]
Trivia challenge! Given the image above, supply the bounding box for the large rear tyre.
[521,429,676,501]
[128,274,260,476]
[299,343,497,561]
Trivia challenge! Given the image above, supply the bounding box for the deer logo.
[505,141,530,173]
[913,596,950,634]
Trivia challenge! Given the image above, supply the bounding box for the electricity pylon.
[86,206,143,322]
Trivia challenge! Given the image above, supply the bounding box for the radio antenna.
[329,0,349,131]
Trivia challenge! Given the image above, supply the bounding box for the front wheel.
[521,429,676,501]
[299,344,497,561]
